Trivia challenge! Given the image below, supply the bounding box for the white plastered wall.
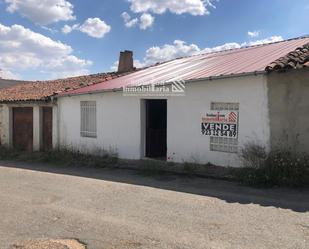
[57,74,270,167]
[57,93,143,159]
[167,75,270,166]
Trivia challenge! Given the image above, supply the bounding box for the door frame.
[41,106,53,151]
[143,99,167,159]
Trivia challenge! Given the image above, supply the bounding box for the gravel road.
[0,161,308,249]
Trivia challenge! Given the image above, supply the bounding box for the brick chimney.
[118,50,134,73]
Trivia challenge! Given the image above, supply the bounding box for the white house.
[57,74,269,167]
[56,37,309,167]
[1,37,309,167]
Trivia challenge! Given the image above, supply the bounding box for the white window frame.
[80,101,97,138]
[210,102,239,153]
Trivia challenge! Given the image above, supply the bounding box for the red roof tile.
[0,72,129,102]
[266,42,309,71]
[64,36,309,96]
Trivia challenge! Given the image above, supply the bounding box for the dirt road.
[0,161,308,249]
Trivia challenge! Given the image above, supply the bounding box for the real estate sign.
[201,111,238,138]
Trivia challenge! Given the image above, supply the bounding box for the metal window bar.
[210,102,239,153]
[80,101,97,138]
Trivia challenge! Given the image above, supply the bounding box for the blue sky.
[0,0,308,80]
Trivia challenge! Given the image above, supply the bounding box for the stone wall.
[267,68,309,152]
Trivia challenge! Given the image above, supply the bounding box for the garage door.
[13,107,33,151]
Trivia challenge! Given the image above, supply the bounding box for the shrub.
[265,150,309,187]
[238,143,309,187]
[240,142,267,169]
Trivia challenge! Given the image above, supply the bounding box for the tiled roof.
[0,72,127,102]
[266,42,309,71]
[2,37,309,102]
[63,36,309,96]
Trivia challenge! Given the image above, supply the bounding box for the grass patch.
[1,144,308,188]
[183,162,198,175]
[0,146,118,168]
[137,159,168,176]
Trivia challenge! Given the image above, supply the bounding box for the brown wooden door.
[42,107,53,151]
[13,107,33,151]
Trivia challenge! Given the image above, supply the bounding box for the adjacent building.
[266,43,309,153]
[0,72,127,150]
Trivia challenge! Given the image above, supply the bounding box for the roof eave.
[56,70,266,98]
[0,97,52,104]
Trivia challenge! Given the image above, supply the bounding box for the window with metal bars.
[210,102,239,153]
[80,101,97,138]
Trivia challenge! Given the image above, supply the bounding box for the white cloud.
[124,0,215,30]
[248,30,260,38]
[132,59,145,68]
[201,43,241,53]
[143,37,284,66]
[62,23,79,34]
[62,24,73,34]
[62,18,111,38]
[41,26,58,33]
[5,0,75,25]
[122,12,131,23]
[121,12,154,30]
[127,0,215,15]
[140,13,154,30]
[128,18,139,28]
[110,40,200,70]
[121,12,139,28]
[43,55,92,78]
[0,23,92,79]
[0,68,19,79]
[111,35,284,70]
[244,36,283,46]
[143,40,200,65]
[79,18,111,38]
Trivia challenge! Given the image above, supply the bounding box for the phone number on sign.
[201,123,238,138]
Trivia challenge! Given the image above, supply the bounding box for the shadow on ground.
[1,160,308,213]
